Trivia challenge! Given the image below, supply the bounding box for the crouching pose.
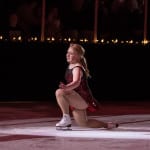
[55,43,119,130]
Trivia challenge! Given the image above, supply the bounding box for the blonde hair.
[69,43,91,78]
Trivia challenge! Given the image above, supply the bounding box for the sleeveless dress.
[65,66,99,112]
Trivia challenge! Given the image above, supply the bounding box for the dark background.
[0,42,149,102]
[0,0,150,102]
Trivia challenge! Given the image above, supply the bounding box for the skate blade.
[56,125,72,131]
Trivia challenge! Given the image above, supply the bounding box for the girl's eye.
[68,53,73,55]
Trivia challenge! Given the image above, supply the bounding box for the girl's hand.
[59,82,66,89]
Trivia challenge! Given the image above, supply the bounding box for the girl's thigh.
[72,109,88,127]
[65,90,88,110]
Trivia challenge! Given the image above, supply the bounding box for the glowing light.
[12,37,16,40]
[0,33,149,45]
[93,39,98,43]
[135,41,139,44]
[111,39,118,43]
[34,37,38,41]
[101,39,104,43]
[51,37,55,41]
[129,40,134,44]
[68,38,71,42]
[84,38,88,42]
[46,37,50,41]
[18,36,22,41]
[79,39,84,42]
[142,40,149,45]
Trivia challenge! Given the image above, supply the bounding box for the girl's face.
[66,47,80,64]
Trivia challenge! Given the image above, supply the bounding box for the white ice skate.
[56,114,72,130]
[107,122,119,130]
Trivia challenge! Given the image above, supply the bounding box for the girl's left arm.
[59,67,83,91]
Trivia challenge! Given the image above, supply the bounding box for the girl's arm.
[59,67,83,91]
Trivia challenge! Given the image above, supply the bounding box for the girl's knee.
[72,109,88,127]
[55,89,65,97]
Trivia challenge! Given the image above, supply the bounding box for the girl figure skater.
[55,43,119,130]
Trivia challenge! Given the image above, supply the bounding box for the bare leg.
[72,109,108,128]
[55,89,70,114]
[56,89,118,129]
[55,89,72,128]
[55,89,88,114]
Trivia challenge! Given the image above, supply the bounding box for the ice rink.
[0,101,150,150]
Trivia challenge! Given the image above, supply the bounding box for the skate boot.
[107,122,119,130]
[56,114,72,130]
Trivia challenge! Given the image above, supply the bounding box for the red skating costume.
[65,66,100,112]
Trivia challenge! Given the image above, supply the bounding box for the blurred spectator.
[5,13,23,41]
[0,0,148,41]
[109,0,144,39]
[45,7,61,39]
[17,1,40,40]
[125,0,139,13]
